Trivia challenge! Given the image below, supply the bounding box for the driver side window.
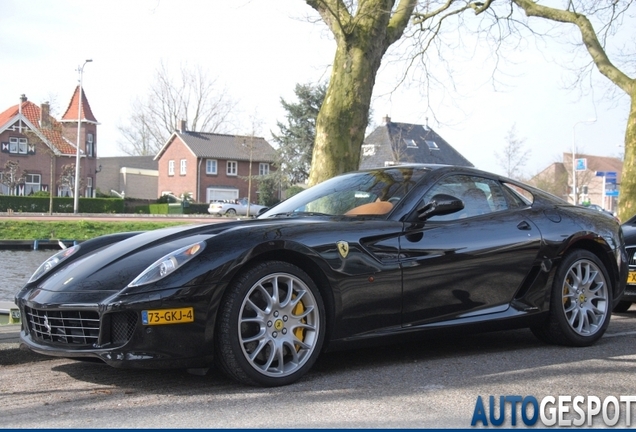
[423,175,508,221]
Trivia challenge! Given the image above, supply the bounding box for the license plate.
[142,307,194,325]
[628,271,636,285]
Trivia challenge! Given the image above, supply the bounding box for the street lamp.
[73,59,93,214]
[571,118,596,205]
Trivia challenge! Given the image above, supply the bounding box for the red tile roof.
[0,100,78,155]
[61,85,98,123]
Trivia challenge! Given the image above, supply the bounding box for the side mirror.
[417,194,464,220]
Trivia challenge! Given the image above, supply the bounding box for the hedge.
[0,196,125,213]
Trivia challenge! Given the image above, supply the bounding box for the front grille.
[627,247,636,267]
[26,307,100,346]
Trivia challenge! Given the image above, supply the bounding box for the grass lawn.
[0,220,189,240]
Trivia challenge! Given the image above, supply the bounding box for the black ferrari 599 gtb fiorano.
[15,164,627,386]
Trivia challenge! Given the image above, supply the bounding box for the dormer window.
[362,144,376,156]
[426,140,439,150]
[404,139,418,149]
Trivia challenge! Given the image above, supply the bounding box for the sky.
[0,0,632,179]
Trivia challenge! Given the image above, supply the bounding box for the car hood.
[30,218,332,295]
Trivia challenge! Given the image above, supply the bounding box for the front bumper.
[16,287,215,369]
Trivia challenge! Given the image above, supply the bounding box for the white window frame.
[24,173,41,195]
[227,161,237,176]
[259,163,270,176]
[206,159,218,175]
[168,160,175,176]
[9,137,27,154]
[87,133,94,157]
[180,159,187,175]
[85,176,93,197]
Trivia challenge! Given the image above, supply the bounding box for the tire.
[215,261,325,386]
[613,301,633,313]
[225,208,237,217]
[531,250,612,347]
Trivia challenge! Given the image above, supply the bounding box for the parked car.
[614,214,636,312]
[15,164,627,387]
[208,198,267,217]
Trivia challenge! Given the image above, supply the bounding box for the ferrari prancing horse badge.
[337,241,349,258]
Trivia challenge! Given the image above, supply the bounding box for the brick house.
[529,153,623,213]
[360,116,474,169]
[154,122,277,203]
[0,88,99,197]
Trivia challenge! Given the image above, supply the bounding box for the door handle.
[517,221,531,230]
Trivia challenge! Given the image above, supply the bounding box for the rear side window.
[502,182,534,207]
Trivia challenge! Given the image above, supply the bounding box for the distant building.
[529,153,622,212]
[359,116,473,170]
[154,121,277,203]
[96,156,158,200]
[0,89,99,197]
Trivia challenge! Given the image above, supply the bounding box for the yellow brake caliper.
[292,298,306,351]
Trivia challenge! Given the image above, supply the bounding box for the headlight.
[28,245,80,283]
[127,241,206,287]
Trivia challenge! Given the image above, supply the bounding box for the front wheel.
[215,261,325,386]
[531,250,612,347]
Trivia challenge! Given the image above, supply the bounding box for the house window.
[425,140,439,150]
[259,163,270,176]
[227,161,237,176]
[362,144,376,156]
[25,174,41,195]
[86,133,94,157]
[86,176,93,198]
[180,159,187,175]
[168,160,175,176]
[404,139,418,149]
[206,159,218,175]
[9,137,28,154]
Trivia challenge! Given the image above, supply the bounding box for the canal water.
[0,250,55,301]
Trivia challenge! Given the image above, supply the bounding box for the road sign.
[575,158,587,171]
[595,171,617,177]
[605,190,619,197]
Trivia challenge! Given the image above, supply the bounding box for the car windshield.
[260,166,430,218]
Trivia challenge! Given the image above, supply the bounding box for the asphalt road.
[2,308,636,428]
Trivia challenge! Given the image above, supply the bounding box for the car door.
[399,174,543,326]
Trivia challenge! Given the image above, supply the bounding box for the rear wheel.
[225,208,237,217]
[531,250,611,347]
[215,261,325,386]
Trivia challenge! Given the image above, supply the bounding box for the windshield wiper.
[268,211,332,218]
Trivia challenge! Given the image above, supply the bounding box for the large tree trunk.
[309,40,384,185]
[307,0,416,186]
[622,89,636,221]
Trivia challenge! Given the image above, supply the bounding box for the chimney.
[179,119,187,133]
[20,94,27,103]
[382,115,391,124]
[40,102,51,128]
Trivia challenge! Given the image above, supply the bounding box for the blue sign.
[575,158,587,171]
[596,171,617,177]
[606,190,619,197]
[606,177,617,184]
